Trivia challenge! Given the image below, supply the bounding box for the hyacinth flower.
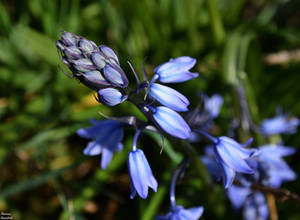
[127,130,158,199]
[203,94,224,119]
[227,186,268,220]
[56,31,128,90]
[149,106,191,139]
[257,145,296,188]
[225,144,296,220]
[153,56,199,83]
[96,88,128,106]
[260,113,299,136]
[214,136,257,188]
[196,130,257,188]
[156,159,204,220]
[149,83,190,112]
[77,119,124,169]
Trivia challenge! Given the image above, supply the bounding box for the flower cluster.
[57,31,298,220]
[226,144,296,220]
[56,31,128,106]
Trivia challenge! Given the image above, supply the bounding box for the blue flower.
[257,145,296,187]
[149,83,190,112]
[127,149,158,199]
[97,88,127,106]
[204,94,223,119]
[260,114,299,136]
[77,119,124,169]
[150,106,191,139]
[227,186,268,220]
[214,137,257,188]
[155,205,204,220]
[227,185,252,210]
[154,56,199,83]
[243,192,269,220]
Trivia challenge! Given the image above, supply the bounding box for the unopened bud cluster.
[56,31,128,105]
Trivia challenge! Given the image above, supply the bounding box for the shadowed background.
[0,0,299,219]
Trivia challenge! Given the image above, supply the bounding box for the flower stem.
[170,158,190,209]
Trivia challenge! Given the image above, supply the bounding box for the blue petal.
[227,185,251,209]
[260,115,299,135]
[155,56,196,74]
[101,147,113,169]
[152,106,191,139]
[83,141,102,156]
[259,145,295,158]
[204,94,224,118]
[97,88,127,106]
[216,137,256,173]
[127,149,157,199]
[149,83,190,112]
[220,159,236,188]
[77,120,120,139]
[154,56,199,83]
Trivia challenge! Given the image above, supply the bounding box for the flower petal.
[216,140,254,174]
[83,141,102,156]
[152,106,191,139]
[149,83,190,111]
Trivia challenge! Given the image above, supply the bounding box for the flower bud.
[97,88,127,106]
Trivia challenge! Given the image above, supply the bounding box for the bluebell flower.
[156,205,204,220]
[204,94,224,119]
[257,145,296,187]
[127,149,158,199]
[97,88,127,106]
[260,114,299,136]
[227,186,268,220]
[149,83,190,112]
[214,137,257,188]
[150,106,191,139]
[243,192,269,220]
[154,56,199,83]
[77,119,124,169]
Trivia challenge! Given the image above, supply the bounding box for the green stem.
[207,0,225,46]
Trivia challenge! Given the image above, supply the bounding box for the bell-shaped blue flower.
[227,185,252,210]
[77,119,124,169]
[257,145,296,187]
[227,186,268,220]
[204,94,224,118]
[97,88,127,106]
[149,83,190,112]
[260,114,299,136]
[151,106,191,139]
[154,56,199,83]
[156,205,204,220]
[214,137,257,188]
[127,149,158,199]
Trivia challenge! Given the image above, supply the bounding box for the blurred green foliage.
[0,0,300,219]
